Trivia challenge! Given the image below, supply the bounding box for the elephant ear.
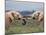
[9,17,12,23]
[38,13,40,16]
[11,13,15,17]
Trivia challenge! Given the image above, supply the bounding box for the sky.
[5,0,44,11]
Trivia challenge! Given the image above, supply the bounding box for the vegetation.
[5,17,44,34]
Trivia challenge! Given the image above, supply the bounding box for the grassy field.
[5,18,44,34]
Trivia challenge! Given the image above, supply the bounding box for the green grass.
[5,18,44,34]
